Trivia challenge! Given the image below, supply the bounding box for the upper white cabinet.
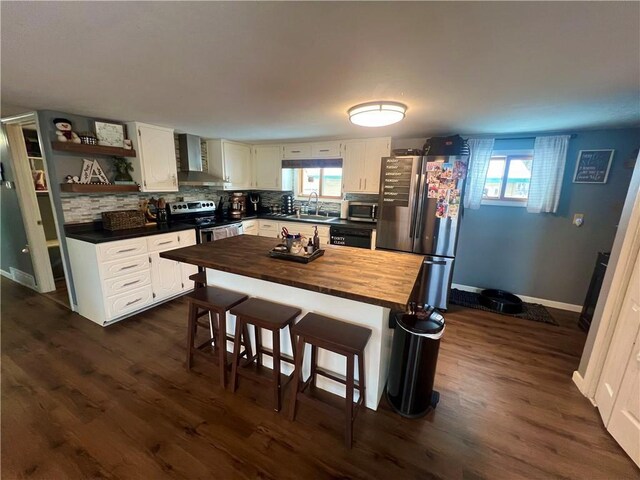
[125,122,178,192]
[282,141,342,159]
[283,143,312,159]
[208,139,252,190]
[342,137,390,193]
[254,145,282,190]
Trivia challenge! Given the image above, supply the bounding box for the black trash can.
[386,306,445,418]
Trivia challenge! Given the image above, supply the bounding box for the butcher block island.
[162,235,424,409]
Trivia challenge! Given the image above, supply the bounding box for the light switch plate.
[573,213,584,227]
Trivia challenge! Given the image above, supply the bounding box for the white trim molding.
[451,283,582,312]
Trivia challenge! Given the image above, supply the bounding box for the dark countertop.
[161,235,421,311]
[65,221,197,244]
[256,214,376,229]
[64,213,373,244]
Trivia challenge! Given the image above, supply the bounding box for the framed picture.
[94,121,124,147]
[573,149,614,184]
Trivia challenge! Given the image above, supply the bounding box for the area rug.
[449,288,559,326]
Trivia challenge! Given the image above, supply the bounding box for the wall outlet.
[573,213,584,227]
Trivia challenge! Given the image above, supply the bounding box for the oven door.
[198,223,244,243]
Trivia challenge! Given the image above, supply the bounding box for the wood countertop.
[161,235,423,311]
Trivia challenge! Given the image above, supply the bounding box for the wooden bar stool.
[185,286,251,388]
[229,298,301,412]
[289,312,372,448]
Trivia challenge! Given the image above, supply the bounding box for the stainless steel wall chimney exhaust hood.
[177,134,228,187]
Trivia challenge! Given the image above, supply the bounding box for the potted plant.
[113,157,134,182]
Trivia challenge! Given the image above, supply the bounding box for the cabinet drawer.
[312,141,341,158]
[179,229,197,246]
[101,254,150,280]
[258,220,279,229]
[98,238,148,262]
[103,270,151,297]
[283,143,311,159]
[105,285,154,321]
[147,232,181,252]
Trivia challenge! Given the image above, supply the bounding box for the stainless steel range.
[166,200,243,243]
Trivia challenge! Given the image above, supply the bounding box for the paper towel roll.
[340,200,349,219]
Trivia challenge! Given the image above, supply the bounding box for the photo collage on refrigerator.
[426,160,466,219]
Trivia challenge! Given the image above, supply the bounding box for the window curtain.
[463,138,495,209]
[527,135,570,213]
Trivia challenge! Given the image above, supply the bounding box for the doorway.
[1,114,71,308]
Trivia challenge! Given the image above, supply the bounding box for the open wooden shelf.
[51,141,136,157]
[60,183,139,193]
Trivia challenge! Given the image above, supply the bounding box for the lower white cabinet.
[258,219,281,238]
[242,219,259,235]
[67,229,197,326]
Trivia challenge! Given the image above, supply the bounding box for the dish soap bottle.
[313,226,320,251]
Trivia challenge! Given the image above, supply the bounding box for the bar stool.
[289,312,372,448]
[229,298,301,411]
[185,286,251,388]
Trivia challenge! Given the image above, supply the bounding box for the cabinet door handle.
[364,179,367,190]
[122,279,141,288]
[359,178,362,189]
[125,297,142,307]
[117,247,137,253]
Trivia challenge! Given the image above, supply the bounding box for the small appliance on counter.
[282,194,294,214]
[348,202,377,222]
[230,192,246,219]
[249,193,260,215]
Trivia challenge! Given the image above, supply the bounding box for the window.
[298,167,342,198]
[482,152,533,204]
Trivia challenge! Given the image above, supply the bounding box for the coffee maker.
[230,192,247,219]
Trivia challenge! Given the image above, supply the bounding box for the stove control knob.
[172,205,177,209]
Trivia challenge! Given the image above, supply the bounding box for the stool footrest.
[255,346,295,365]
[313,367,361,390]
[296,385,364,419]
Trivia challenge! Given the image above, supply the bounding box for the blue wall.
[453,127,639,305]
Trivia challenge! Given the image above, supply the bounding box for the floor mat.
[449,288,559,326]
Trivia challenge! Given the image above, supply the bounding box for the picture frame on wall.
[573,149,614,184]
[94,121,125,147]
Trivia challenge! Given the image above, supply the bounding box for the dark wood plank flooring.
[2,278,638,479]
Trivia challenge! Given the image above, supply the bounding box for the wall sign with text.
[573,149,614,184]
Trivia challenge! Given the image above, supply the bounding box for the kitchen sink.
[286,214,339,223]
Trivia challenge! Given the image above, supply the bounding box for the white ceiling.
[2,2,639,142]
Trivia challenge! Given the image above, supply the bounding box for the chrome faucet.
[308,191,319,215]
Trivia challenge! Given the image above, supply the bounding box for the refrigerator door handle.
[412,158,428,239]
[424,260,447,265]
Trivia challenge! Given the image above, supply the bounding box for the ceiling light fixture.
[348,101,407,127]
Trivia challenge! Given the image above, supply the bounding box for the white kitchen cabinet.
[283,143,312,159]
[342,137,390,193]
[242,219,259,235]
[312,141,342,158]
[253,145,280,190]
[279,221,330,246]
[258,219,281,238]
[67,229,197,326]
[125,122,178,192]
[149,251,183,301]
[208,139,252,190]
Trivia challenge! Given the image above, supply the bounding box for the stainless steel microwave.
[348,202,377,223]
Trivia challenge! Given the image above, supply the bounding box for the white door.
[149,252,182,300]
[342,140,365,192]
[596,254,640,466]
[138,125,178,192]
[180,263,198,292]
[254,145,281,190]
[223,142,252,189]
[362,138,390,193]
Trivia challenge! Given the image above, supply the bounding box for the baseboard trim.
[572,370,597,406]
[451,283,582,312]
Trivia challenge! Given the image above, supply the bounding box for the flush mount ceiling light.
[348,101,407,127]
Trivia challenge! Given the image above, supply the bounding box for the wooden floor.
[2,278,637,479]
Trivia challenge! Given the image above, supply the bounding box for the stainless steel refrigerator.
[376,154,469,310]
